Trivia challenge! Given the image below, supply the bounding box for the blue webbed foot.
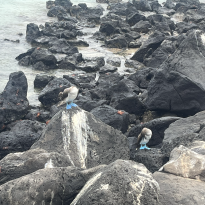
[70,102,77,107]
[66,103,72,109]
[140,144,151,150]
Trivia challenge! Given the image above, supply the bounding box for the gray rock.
[71,159,159,205]
[31,107,129,169]
[131,20,152,33]
[188,140,205,155]
[47,5,67,17]
[99,65,117,73]
[153,171,205,205]
[34,74,54,89]
[106,57,121,67]
[26,23,41,43]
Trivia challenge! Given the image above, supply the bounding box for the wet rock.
[57,13,78,22]
[128,67,156,89]
[133,0,152,11]
[71,159,159,205]
[31,36,58,48]
[34,74,54,89]
[0,120,45,160]
[47,5,67,17]
[157,7,176,16]
[26,23,41,43]
[30,48,57,67]
[99,21,118,36]
[91,105,129,133]
[131,31,165,62]
[176,22,199,34]
[107,2,133,16]
[18,56,31,66]
[164,0,176,9]
[106,57,121,67]
[131,20,152,33]
[131,148,168,173]
[124,59,144,70]
[0,165,105,205]
[161,145,205,181]
[126,12,146,26]
[128,41,142,48]
[105,35,128,48]
[38,77,71,107]
[67,39,89,47]
[0,149,72,185]
[55,0,73,11]
[46,1,55,9]
[153,171,205,205]
[15,48,35,61]
[161,111,205,157]
[127,116,180,147]
[99,65,117,74]
[0,71,29,130]
[77,57,105,72]
[31,107,130,168]
[145,30,205,114]
[33,61,53,71]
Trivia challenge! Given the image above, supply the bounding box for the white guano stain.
[71,172,102,205]
[61,110,93,169]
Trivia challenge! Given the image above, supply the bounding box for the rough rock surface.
[0,165,105,205]
[26,23,41,43]
[91,105,129,133]
[162,145,205,181]
[0,149,72,185]
[153,171,205,205]
[0,71,29,130]
[0,120,45,160]
[162,111,205,157]
[31,107,129,169]
[71,159,159,205]
[146,30,205,115]
[188,140,205,155]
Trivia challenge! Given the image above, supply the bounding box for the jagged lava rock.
[0,71,29,130]
[71,159,159,205]
[0,165,105,205]
[26,23,41,43]
[0,120,45,160]
[31,107,129,169]
[145,30,205,115]
[91,105,129,133]
[162,110,205,157]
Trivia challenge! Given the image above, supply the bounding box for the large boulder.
[131,31,165,62]
[161,145,205,181]
[34,74,54,89]
[38,77,71,107]
[153,171,205,205]
[0,165,105,205]
[26,23,41,43]
[145,30,205,115]
[132,0,152,12]
[0,149,72,185]
[91,105,129,133]
[0,120,45,160]
[131,20,152,33]
[161,111,205,157]
[47,5,67,17]
[126,12,146,26]
[105,35,128,48]
[71,159,160,205]
[31,107,130,169]
[0,71,29,130]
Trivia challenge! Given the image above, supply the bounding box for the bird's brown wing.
[136,133,143,147]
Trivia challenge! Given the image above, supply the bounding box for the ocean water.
[0,0,204,105]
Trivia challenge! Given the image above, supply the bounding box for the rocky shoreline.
[1,0,205,204]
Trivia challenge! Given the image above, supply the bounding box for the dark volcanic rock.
[105,35,128,48]
[26,23,41,43]
[15,48,35,61]
[0,120,45,160]
[125,59,145,70]
[127,116,180,147]
[18,56,31,66]
[153,171,205,205]
[99,65,117,74]
[25,108,50,123]
[47,5,67,17]
[145,30,205,114]
[133,0,152,11]
[38,77,71,107]
[126,12,146,26]
[131,148,168,173]
[131,20,152,33]
[131,31,165,62]
[106,57,121,67]
[161,111,205,157]
[99,21,118,36]
[31,107,130,169]
[176,22,199,34]
[91,105,129,133]
[34,74,54,89]
[128,67,156,89]
[70,159,159,205]
[0,165,105,205]
[0,72,29,130]
[0,149,72,185]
